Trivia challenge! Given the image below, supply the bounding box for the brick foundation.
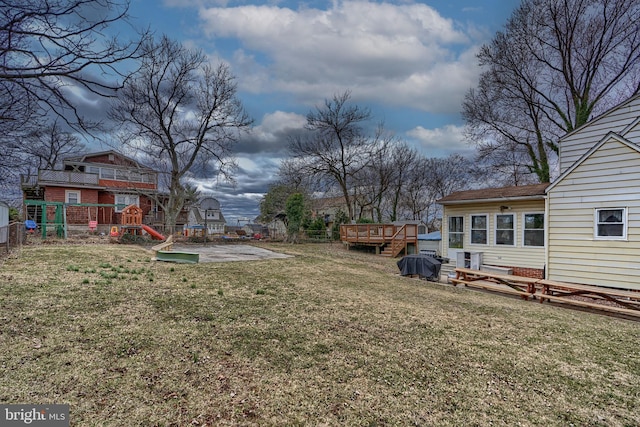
[510,266,544,279]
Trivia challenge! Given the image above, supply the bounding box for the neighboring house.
[439,93,640,290]
[186,197,226,235]
[438,184,548,278]
[242,223,268,238]
[265,214,287,240]
[21,150,159,232]
[311,194,375,226]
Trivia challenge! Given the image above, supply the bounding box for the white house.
[186,197,226,235]
[439,93,640,290]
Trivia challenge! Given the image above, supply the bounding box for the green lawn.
[1,242,639,426]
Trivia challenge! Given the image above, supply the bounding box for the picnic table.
[452,267,640,317]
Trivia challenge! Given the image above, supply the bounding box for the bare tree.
[277,157,325,195]
[385,142,419,222]
[398,157,432,223]
[0,0,147,130]
[0,0,147,196]
[22,122,86,172]
[426,154,475,201]
[395,154,476,228]
[109,36,252,232]
[463,0,640,183]
[356,136,418,222]
[475,137,541,186]
[289,91,374,221]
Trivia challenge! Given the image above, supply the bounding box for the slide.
[141,224,166,240]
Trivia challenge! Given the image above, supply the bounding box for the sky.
[112,0,519,224]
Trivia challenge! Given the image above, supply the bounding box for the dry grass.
[1,240,639,426]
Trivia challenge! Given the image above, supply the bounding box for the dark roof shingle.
[437,183,549,204]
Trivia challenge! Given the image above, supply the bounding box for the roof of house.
[312,195,347,210]
[437,183,549,205]
[418,231,441,241]
[546,132,640,193]
[64,150,154,171]
[559,93,640,142]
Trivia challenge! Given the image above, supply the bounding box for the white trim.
[448,215,464,249]
[547,133,640,193]
[621,116,640,136]
[470,213,488,246]
[522,211,545,247]
[494,213,516,246]
[594,207,628,240]
[65,190,80,204]
[557,93,640,142]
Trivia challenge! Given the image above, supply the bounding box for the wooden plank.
[451,278,533,298]
[152,234,173,253]
[534,292,640,317]
[455,267,541,284]
[453,267,640,312]
[538,279,640,300]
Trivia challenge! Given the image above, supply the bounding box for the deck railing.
[340,223,400,243]
[340,223,419,257]
[21,170,100,187]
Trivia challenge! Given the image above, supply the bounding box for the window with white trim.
[595,208,626,239]
[523,213,544,247]
[495,213,515,246]
[471,214,487,244]
[448,216,463,249]
[65,190,80,204]
[115,194,140,212]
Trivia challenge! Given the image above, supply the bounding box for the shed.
[417,231,441,255]
[0,201,9,244]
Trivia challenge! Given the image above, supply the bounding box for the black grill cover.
[397,255,442,281]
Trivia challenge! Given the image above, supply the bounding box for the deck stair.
[381,226,409,257]
[341,223,418,258]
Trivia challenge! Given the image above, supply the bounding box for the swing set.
[23,200,120,239]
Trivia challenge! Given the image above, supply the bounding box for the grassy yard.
[0,241,639,426]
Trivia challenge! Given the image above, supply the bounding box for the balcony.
[21,170,100,188]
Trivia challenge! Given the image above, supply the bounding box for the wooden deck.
[340,223,419,257]
[452,267,640,318]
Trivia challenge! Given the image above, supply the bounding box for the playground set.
[23,200,199,263]
[112,204,166,240]
[23,200,166,241]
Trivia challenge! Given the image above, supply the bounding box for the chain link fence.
[302,228,341,242]
[0,222,26,257]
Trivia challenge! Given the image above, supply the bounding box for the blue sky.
[117,0,518,223]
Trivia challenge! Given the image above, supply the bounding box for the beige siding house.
[439,94,640,290]
[438,184,548,278]
[559,96,640,174]
[547,133,640,290]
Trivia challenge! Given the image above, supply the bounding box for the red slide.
[141,224,166,240]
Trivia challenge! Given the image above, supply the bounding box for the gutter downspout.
[544,193,549,280]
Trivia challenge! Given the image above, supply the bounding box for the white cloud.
[406,124,475,157]
[254,111,306,141]
[198,1,482,113]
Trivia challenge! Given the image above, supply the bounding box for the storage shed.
[417,231,441,256]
